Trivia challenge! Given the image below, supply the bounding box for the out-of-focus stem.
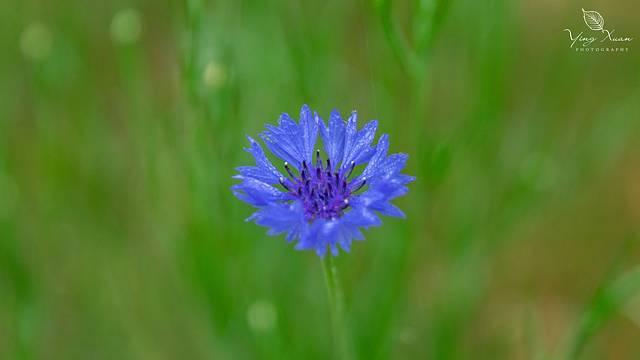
[322,255,352,360]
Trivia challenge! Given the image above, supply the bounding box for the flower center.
[279,150,366,221]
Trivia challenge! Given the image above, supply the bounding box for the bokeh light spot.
[203,62,227,89]
[110,8,142,45]
[247,300,277,332]
[20,22,52,61]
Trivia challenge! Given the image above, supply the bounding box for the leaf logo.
[582,8,604,31]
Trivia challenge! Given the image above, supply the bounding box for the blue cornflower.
[232,105,414,257]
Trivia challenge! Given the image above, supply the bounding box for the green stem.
[322,255,351,360]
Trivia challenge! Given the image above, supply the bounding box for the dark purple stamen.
[279,177,290,191]
[283,152,362,221]
[346,161,356,178]
[352,178,367,192]
[284,162,296,179]
[316,149,322,168]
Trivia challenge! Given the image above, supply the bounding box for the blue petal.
[352,147,376,165]
[260,113,304,169]
[342,119,378,169]
[343,200,382,228]
[368,153,409,185]
[249,202,306,240]
[237,136,283,184]
[339,238,351,253]
[235,166,274,184]
[231,177,285,207]
[296,219,355,257]
[317,217,365,256]
[299,105,319,165]
[319,110,346,171]
[295,219,323,253]
[396,174,417,185]
[315,246,327,257]
[310,205,381,256]
[340,111,358,168]
[362,189,407,218]
[357,134,389,181]
[374,203,405,218]
[318,220,340,256]
[330,243,339,256]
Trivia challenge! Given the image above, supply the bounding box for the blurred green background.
[1,0,639,359]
